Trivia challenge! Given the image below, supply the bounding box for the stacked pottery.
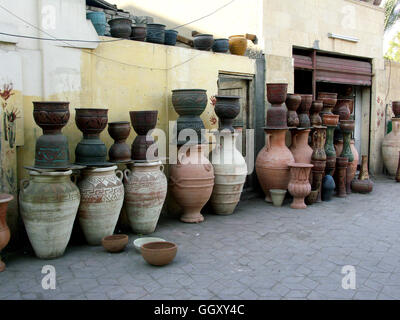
[310,100,323,126]
[266,83,288,128]
[333,99,353,121]
[288,163,313,209]
[170,144,214,223]
[311,126,327,202]
[323,114,340,176]
[318,92,338,116]
[0,194,13,272]
[298,95,312,128]
[286,94,301,127]
[339,120,355,194]
[108,121,131,162]
[130,111,158,161]
[336,157,348,198]
[20,170,80,259]
[348,140,360,193]
[214,96,240,132]
[382,118,400,176]
[352,155,373,193]
[290,129,312,164]
[77,166,124,245]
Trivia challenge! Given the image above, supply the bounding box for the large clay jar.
[20,170,80,259]
[210,132,247,215]
[288,163,313,209]
[130,110,158,161]
[169,144,215,223]
[392,101,400,118]
[108,121,131,162]
[77,166,124,245]
[286,94,301,127]
[351,155,373,193]
[382,118,400,176]
[290,129,312,164]
[229,35,247,56]
[266,83,288,128]
[0,194,13,272]
[298,95,312,128]
[214,96,240,132]
[33,101,70,169]
[123,161,167,234]
[318,92,338,115]
[256,129,294,202]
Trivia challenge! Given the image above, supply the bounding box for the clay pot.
[397,152,400,183]
[130,110,158,161]
[123,161,167,234]
[33,101,71,169]
[290,129,312,164]
[228,35,247,56]
[146,23,165,44]
[169,145,215,223]
[322,114,340,127]
[214,96,240,132]
[77,166,124,245]
[323,114,340,176]
[108,121,131,162]
[131,26,146,41]
[392,101,400,118]
[322,175,335,201]
[164,29,178,46]
[333,99,352,120]
[286,94,301,127]
[298,95,313,128]
[87,12,107,36]
[311,126,327,161]
[19,170,80,259]
[193,34,214,51]
[141,241,177,266]
[210,132,247,215]
[266,83,288,128]
[311,159,326,203]
[288,163,313,209]
[318,92,338,115]
[382,118,400,176]
[267,83,288,105]
[0,194,13,272]
[346,140,359,194]
[102,234,128,253]
[270,189,286,207]
[339,121,355,173]
[75,108,109,166]
[256,129,294,202]
[108,18,132,39]
[336,157,348,198]
[212,38,229,53]
[310,100,323,126]
[352,155,373,193]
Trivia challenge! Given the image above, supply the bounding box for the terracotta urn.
[169,144,215,223]
[33,101,71,169]
[77,166,124,245]
[214,96,241,132]
[256,128,294,202]
[286,94,301,127]
[336,157,348,198]
[392,101,400,118]
[333,99,352,120]
[347,140,359,194]
[382,118,400,176]
[108,121,131,162]
[290,129,312,164]
[323,114,340,176]
[123,161,167,234]
[19,170,80,259]
[311,159,326,203]
[288,163,313,209]
[210,132,247,215]
[351,155,373,193]
[310,100,323,126]
[397,152,400,183]
[0,194,13,272]
[318,92,338,115]
[298,94,313,128]
[228,35,247,56]
[75,108,109,166]
[130,110,158,161]
[266,83,288,129]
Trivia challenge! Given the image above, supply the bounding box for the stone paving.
[1,176,400,300]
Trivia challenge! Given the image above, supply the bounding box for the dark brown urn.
[108,121,131,162]
[130,110,158,161]
[335,157,348,198]
[286,94,301,127]
[310,100,323,126]
[267,83,288,105]
[318,92,338,115]
[214,96,241,132]
[333,99,352,121]
[266,83,288,128]
[298,94,313,128]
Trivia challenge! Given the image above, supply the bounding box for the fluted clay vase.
[123,161,167,234]
[310,100,323,126]
[288,163,313,209]
[286,94,301,127]
[393,101,400,118]
[228,35,247,56]
[336,157,348,198]
[318,92,337,115]
[382,118,400,176]
[397,152,400,183]
[108,121,131,162]
[20,170,80,259]
[347,140,359,194]
[0,194,13,272]
[256,129,294,202]
[351,155,373,193]
[78,166,124,245]
[169,144,215,223]
[298,95,312,128]
[290,129,312,164]
[210,132,247,215]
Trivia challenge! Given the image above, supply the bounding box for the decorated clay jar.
[382,118,400,176]
[288,163,313,209]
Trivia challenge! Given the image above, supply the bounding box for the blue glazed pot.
[212,38,229,53]
[193,34,214,51]
[322,174,335,201]
[165,29,178,46]
[146,23,166,44]
[87,12,107,36]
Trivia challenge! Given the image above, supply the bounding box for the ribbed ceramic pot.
[131,26,146,41]
[351,155,373,193]
[318,92,338,115]
[256,129,294,202]
[169,144,214,223]
[146,24,165,44]
[228,35,247,56]
[123,161,167,234]
[33,101,71,169]
[382,118,400,176]
[165,29,178,45]
[212,38,229,53]
[392,101,400,118]
[19,170,80,259]
[210,132,247,215]
[130,110,158,161]
[0,194,13,272]
[194,34,214,51]
[108,121,131,162]
[286,94,301,127]
[214,95,240,132]
[288,163,313,209]
[290,129,312,164]
[298,95,312,128]
[77,166,124,246]
[172,89,208,145]
[310,100,323,126]
[109,18,132,39]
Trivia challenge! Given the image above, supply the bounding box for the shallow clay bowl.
[102,234,129,253]
[141,241,177,266]
[133,237,166,252]
[322,114,339,126]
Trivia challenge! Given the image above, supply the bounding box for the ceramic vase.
[77,166,124,245]
[351,155,373,193]
[169,144,215,223]
[347,140,359,194]
[336,157,348,198]
[131,26,146,41]
[339,120,355,162]
[298,95,312,128]
[0,194,13,272]
[290,129,312,164]
[288,163,313,209]
[124,161,167,234]
[310,100,323,126]
[194,34,214,51]
[333,99,352,121]
[19,170,80,259]
[266,83,288,129]
[210,132,247,215]
[322,175,335,201]
[256,129,294,202]
[108,121,131,162]
[311,160,326,203]
[270,189,286,207]
[323,114,340,176]
[311,126,327,162]
[382,118,400,176]
[318,92,338,115]
[286,94,301,127]
[228,35,247,56]
[214,96,240,132]
[146,23,165,44]
[109,18,132,39]
[130,110,158,161]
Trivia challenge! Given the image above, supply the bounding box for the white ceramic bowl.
[133,237,166,252]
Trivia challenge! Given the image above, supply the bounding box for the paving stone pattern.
[1,177,400,300]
